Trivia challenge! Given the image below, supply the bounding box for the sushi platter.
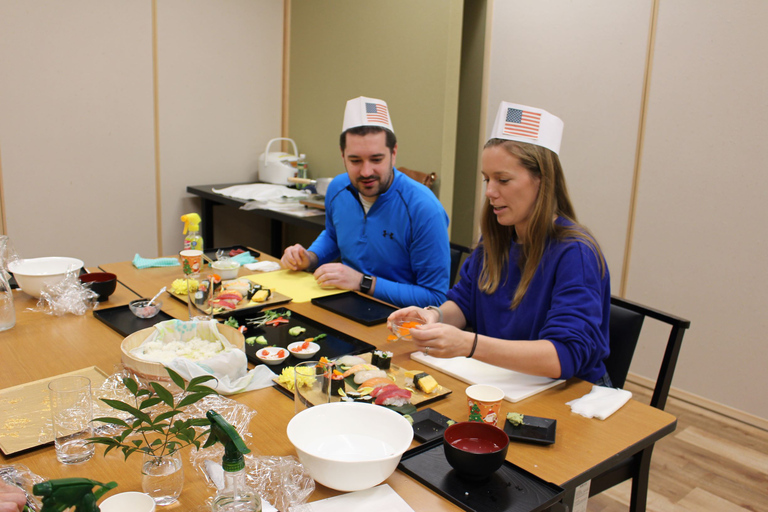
[167,275,292,316]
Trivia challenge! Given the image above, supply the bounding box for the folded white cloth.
[566,385,632,420]
[289,484,414,512]
[213,183,307,202]
[245,261,281,272]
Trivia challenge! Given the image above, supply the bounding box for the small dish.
[503,414,557,445]
[390,317,424,341]
[287,341,320,360]
[410,408,455,443]
[211,260,241,280]
[129,299,162,319]
[256,346,289,365]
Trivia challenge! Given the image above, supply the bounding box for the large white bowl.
[286,402,414,492]
[8,257,85,298]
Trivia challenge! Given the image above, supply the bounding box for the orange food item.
[277,349,286,358]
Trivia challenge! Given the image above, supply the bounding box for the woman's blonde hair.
[479,139,606,308]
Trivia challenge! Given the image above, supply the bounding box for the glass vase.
[142,451,184,505]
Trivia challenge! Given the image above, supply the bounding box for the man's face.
[341,131,397,200]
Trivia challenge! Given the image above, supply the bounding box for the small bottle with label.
[296,154,308,189]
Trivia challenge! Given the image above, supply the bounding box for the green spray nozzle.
[207,410,251,472]
[181,213,202,234]
[32,478,117,512]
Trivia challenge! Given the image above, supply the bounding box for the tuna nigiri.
[374,386,412,406]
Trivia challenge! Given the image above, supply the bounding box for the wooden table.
[0,253,677,511]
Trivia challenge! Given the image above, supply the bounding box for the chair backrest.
[608,296,691,410]
[449,242,472,286]
[398,166,437,191]
[606,302,645,389]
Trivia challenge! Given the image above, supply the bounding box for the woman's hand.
[409,322,474,359]
[386,306,439,331]
[0,482,27,512]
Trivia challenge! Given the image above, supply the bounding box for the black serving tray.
[93,304,176,337]
[411,408,455,443]
[311,291,397,326]
[504,415,557,445]
[204,245,260,262]
[222,307,376,373]
[398,440,563,512]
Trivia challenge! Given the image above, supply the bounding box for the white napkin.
[166,354,277,395]
[245,261,282,272]
[566,385,632,420]
[213,183,307,202]
[288,484,414,512]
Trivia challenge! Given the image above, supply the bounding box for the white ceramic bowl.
[287,341,320,360]
[8,257,85,298]
[256,346,289,365]
[287,402,414,491]
[211,260,241,280]
[100,491,156,512]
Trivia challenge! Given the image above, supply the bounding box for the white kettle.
[258,138,300,185]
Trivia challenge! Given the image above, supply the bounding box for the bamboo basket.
[121,323,244,382]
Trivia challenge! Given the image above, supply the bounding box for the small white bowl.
[288,341,320,360]
[100,491,156,512]
[287,402,414,491]
[256,346,289,365]
[8,257,85,298]
[211,260,241,280]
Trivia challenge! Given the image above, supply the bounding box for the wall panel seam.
[152,0,163,256]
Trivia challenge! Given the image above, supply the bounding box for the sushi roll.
[374,386,412,407]
[371,350,393,370]
[339,389,374,404]
[322,369,345,396]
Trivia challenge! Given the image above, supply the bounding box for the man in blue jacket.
[281,96,450,308]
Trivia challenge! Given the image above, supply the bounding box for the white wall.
[0,0,284,266]
[486,0,768,421]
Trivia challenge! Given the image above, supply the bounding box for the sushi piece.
[341,364,377,378]
[322,369,345,396]
[339,389,374,404]
[413,372,439,394]
[370,384,400,398]
[371,350,393,370]
[358,377,396,390]
[353,369,387,384]
[335,354,367,367]
[374,386,412,407]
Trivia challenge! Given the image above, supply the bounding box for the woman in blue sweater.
[389,101,611,384]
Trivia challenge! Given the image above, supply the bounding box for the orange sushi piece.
[359,376,396,389]
[341,364,376,378]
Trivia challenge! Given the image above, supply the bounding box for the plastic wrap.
[0,464,44,511]
[29,270,98,316]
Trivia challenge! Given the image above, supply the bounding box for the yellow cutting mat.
[245,270,345,303]
[0,366,109,455]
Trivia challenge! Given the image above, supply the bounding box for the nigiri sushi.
[358,377,396,390]
[341,364,377,378]
[374,386,412,407]
[353,369,387,384]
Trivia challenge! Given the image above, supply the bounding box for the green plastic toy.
[32,478,117,512]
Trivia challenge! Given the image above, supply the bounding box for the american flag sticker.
[503,108,541,139]
[365,102,389,124]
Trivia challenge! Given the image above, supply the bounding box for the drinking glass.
[294,361,331,414]
[187,273,215,321]
[48,376,95,464]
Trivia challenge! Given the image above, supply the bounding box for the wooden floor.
[587,382,768,512]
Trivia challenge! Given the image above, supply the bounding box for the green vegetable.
[507,412,525,426]
[245,336,257,346]
[255,335,268,345]
[313,333,327,341]
[289,326,307,337]
[403,414,414,425]
[224,316,239,328]
[446,419,456,426]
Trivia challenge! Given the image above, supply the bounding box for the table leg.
[270,218,282,256]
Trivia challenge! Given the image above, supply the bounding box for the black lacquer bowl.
[443,421,510,479]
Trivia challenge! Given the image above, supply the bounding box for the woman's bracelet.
[425,305,443,323]
[468,332,479,358]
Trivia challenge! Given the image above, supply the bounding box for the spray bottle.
[208,410,261,512]
[32,478,117,512]
[181,213,204,251]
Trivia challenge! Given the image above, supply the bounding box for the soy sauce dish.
[443,421,509,479]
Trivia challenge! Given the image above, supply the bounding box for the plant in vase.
[88,367,218,506]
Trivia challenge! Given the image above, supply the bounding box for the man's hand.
[314,263,368,292]
[0,482,27,512]
[281,244,316,271]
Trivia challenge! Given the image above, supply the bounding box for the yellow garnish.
[171,278,199,295]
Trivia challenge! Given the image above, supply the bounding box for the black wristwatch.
[360,274,373,294]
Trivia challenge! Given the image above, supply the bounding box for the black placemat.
[311,291,397,326]
[93,305,176,337]
[222,307,376,372]
[398,440,563,512]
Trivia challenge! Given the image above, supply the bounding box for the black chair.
[589,296,691,511]
[449,242,472,286]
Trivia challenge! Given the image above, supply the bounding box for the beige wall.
[485,0,768,422]
[0,0,283,265]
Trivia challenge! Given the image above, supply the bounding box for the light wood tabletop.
[0,252,677,511]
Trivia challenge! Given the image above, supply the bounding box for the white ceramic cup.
[100,491,156,512]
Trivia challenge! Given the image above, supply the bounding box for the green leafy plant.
[88,367,218,460]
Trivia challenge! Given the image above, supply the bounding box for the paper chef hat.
[489,101,564,155]
[342,96,394,134]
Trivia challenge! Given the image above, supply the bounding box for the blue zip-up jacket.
[308,169,450,308]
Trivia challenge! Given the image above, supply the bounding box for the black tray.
[204,245,260,261]
[93,304,176,337]
[398,440,563,512]
[222,307,376,372]
[311,291,397,326]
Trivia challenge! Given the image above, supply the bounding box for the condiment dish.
[129,299,162,319]
[287,341,320,359]
[256,346,289,365]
